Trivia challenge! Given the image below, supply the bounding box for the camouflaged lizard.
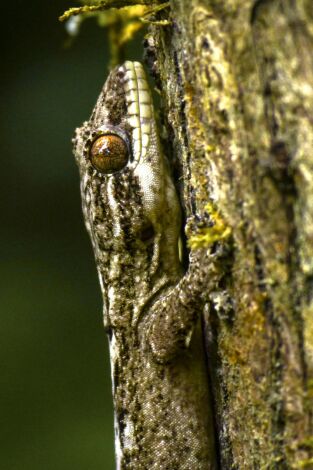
[73,61,218,469]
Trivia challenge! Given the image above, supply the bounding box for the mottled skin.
[73,61,217,469]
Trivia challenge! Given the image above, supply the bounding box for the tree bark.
[147,0,313,468]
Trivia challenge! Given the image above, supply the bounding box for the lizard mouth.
[120,61,153,168]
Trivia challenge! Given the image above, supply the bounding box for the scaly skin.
[73,61,217,469]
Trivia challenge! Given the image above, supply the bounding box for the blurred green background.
[1,2,142,468]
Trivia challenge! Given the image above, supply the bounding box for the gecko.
[73,61,218,469]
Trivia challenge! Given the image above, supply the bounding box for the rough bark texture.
[146,0,313,468]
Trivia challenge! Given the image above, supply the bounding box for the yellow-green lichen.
[187,202,232,249]
[296,436,313,452]
[295,458,313,469]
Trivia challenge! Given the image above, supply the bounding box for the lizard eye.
[89,134,129,174]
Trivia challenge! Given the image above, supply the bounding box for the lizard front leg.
[148,246,225,364]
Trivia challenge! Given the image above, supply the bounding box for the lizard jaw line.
[122,61,153,168]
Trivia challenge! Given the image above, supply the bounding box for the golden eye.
[89,134,128,174]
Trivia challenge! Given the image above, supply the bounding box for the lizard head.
[73,61,182,325]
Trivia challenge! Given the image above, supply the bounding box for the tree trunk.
[147,0,313,468]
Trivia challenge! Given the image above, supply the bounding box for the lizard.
[73,60,219,469]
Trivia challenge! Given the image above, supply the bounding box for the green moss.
[59,1,146,22]
[60,3,147,66]
[60,1,170,65]
[59,1,169,23]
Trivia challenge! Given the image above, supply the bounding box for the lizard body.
[73,61,217,469]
